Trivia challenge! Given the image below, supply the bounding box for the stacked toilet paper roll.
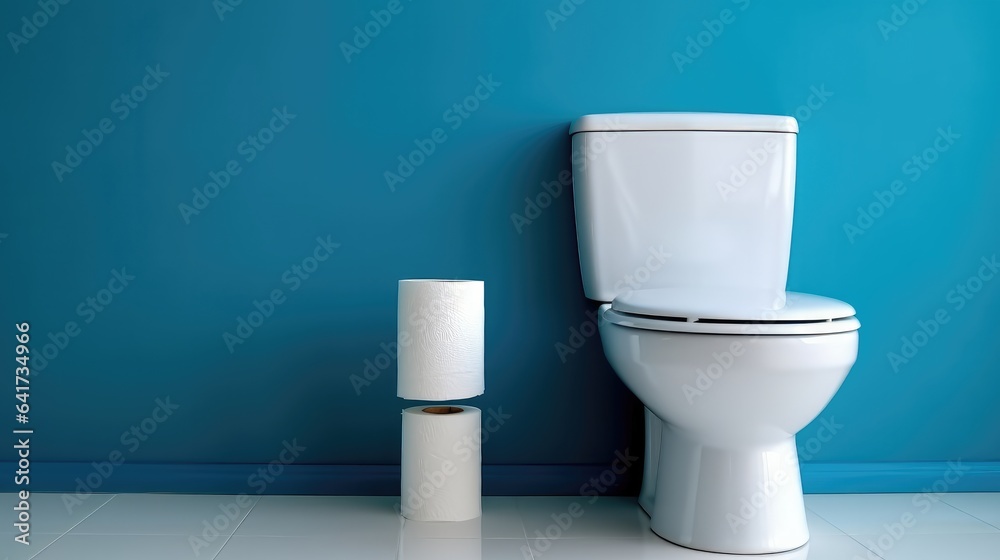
[400,406,482,522]
[397,279,484,522]
[397,280,484,400]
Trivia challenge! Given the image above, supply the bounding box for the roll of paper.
[400,406,482,521]
[397,279,485,400]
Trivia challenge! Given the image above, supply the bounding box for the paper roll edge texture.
[400,405,482,521]
[397,279,485,400]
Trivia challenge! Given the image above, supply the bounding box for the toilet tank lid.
[611,289,855,323]
[568,113,798,135]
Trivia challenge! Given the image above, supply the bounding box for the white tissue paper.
[397,279,485,400]
[400,405,482,521]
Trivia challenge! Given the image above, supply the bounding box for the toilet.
[569,113,860,554]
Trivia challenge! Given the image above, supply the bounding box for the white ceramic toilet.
[569,113,860,554]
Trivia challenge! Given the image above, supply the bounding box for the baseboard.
[799,461,1000,494]
[2,461,998,495]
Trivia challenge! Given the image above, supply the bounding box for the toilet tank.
[570,113,798,305]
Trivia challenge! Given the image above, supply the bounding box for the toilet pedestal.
[638,407,661,516]
[649,425,809,554]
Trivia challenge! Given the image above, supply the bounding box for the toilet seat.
[604,290,860,336]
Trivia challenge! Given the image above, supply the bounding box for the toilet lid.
[605,289,860,336]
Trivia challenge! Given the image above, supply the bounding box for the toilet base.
[649,425,809,554]
[638,407,661,516]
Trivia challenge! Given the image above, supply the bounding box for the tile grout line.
[934,497,1000,532]
[842,533,890,560]
[207,496,260,560]
[804,504,852,537]
[514,496,536,560]
[27,494,119,560]
[804,505,890,559]
[393,508,404,560]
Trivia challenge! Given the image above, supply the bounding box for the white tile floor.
[1,493,998,559]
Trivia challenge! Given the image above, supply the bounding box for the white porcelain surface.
[2,493,1000,559]
[638,407,661,516]
[600,317,858,554]
[569,112,799,134]
[571,121,796,304]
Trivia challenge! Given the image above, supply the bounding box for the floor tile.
[234,496,400,538]
[399,497,525,539]
[215,535,399,560]
[0,493,114,535]
[483,497,528,538]
[939,493,1000,529]
[806,509,846,537]
[805,493,998,535]
[68,493,256,536]
[853,532,1000,560]
[801,534,886,560]
[524,537,817,559]
[30,534,226,559]
[0,532,61,560]
[517,496,652,539]
[399,537,529,560]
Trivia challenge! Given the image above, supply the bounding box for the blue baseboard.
[2,461,998,495]
[800,461,1000,494]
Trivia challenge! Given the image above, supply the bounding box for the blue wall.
[1,0,998,492]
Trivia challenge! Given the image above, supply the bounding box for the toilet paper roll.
[397,279,484,400]
[400,406,482,521]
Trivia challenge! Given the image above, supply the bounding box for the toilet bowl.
[568,112,860,553]
[599,290,859,554]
